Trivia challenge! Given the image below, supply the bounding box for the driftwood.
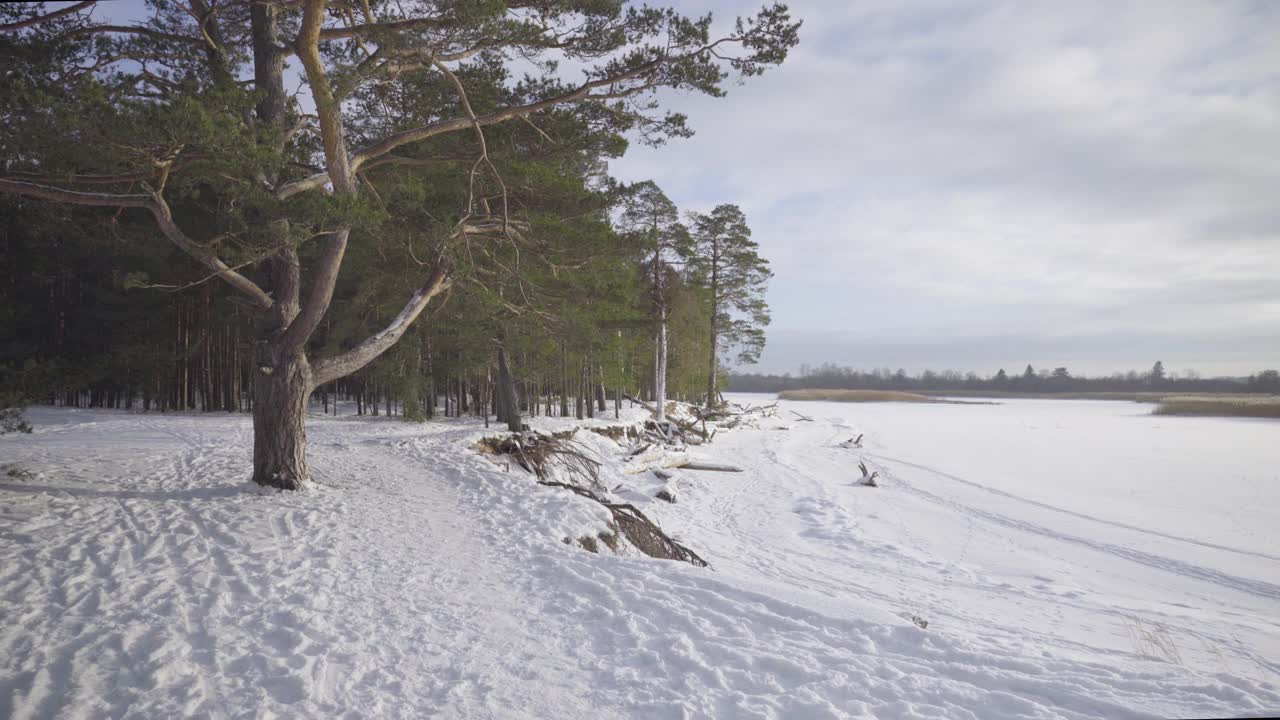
[839,433,863,449]
[679,461,743,473]
[789,410,814,422]
[538,480,707,567]
[717,401,780,430]
[625,394,712,443]
[857,460,879,487]
[478,431,709,567]
[590,424,640,442]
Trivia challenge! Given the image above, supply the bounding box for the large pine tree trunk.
[246,2,312,490]
[251,344,312,489]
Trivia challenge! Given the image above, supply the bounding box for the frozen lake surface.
[710,394,1280,683]
[1,398,1277,718]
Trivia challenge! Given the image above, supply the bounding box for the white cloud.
[610,0,1280,375]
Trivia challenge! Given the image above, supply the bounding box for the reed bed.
[777,389,938,403]
[1152,396,1280,418]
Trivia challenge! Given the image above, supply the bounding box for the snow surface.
[1,396,1278,719]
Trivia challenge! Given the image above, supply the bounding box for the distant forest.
[729,362,1280,395]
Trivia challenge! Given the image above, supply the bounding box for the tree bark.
[559,340,569,417]
[655,317,668,423]
[251,345,312,489]
[496,345,521,431]
[595,363,607,412]
[706,243,720,409]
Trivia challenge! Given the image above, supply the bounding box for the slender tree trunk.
[706,253,720,409]
[655,313,669,423]
[559,340,569,417]
[575,361,585,420]
[497,345,521,431]
[595,363,606,412]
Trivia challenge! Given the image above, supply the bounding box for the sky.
[605,0,1280,377]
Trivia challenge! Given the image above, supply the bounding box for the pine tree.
[0,1,800,488]
[620,182,687,423]
[685,204,772,407]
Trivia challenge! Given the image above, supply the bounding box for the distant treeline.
[729,363,1280,395]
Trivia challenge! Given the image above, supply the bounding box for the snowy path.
[2,402,1279,718]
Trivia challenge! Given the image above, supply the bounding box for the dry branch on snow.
[476,431,709,567]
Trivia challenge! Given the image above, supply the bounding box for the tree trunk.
[497,345,521,431]
[706,295,718,409]
[595,363,607,412]
[251,344,312,490]
[655,317,668,423]
[559,340,569,417]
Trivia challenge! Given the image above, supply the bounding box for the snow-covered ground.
[1,396,1278,719]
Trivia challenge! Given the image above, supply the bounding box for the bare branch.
[296,0,355,194]
[127,246,269,294]
[358,154,468,172]
[0,178,274,310]
[311,266,451,387]
[0,1,95,32]
[276,59,665,199]
[352,65,656,166]
[61,24,205,46]
[1,170,160,185]
[0,178,153,208]
[146,194,276,310]
[433,58,509,225]
[266,0,359,352]
[317,16,447,42]
[278,228,349,350]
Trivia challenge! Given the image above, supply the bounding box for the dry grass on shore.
[1152,396,1280,419]
[778,389,939,403]
[921,390,1170,401]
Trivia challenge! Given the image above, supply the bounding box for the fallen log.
[679,461,743,473]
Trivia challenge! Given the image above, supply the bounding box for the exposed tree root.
[539,478,708,567]
[589,424,642,441]
[478,430,709,568]
[625,394,713,444]
[477,430,602,491]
